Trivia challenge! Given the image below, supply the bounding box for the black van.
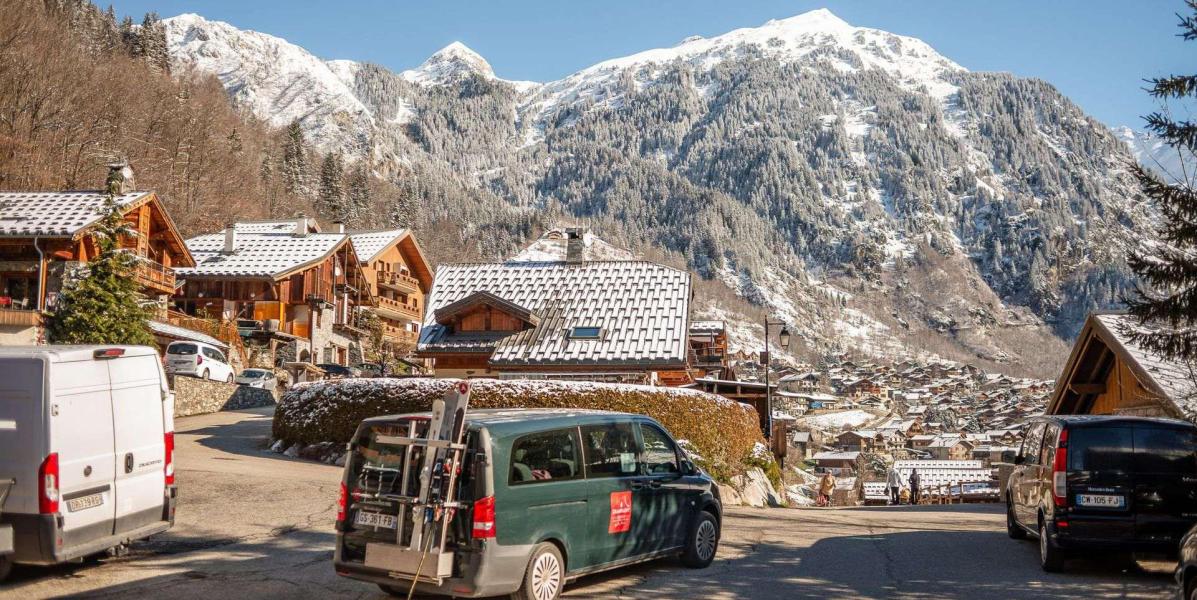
[1005,415,1197,571]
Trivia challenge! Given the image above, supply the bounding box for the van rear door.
[0,357,54,518]
[1131,425,1197,545]
[50,357,118,543]
[1066,425,1135,538]
[107,352,167,534]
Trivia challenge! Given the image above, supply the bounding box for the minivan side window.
[509,429,582,485]
[1039,424,1059,466]
[581,423,639,478]
[638,424,680,475]
[1021,422,1045,465]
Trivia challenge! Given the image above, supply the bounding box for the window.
[1020,422,1045,465]
[1039,424,1059,466]
[1133,427,1197,475]
[570,326,602,339]
[509,429,581,485]
[581,423,639,478]
[168,343,198,355]
[639,424,679,475]
[1068,427,1134,472]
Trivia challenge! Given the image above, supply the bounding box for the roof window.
[570,326,602,339]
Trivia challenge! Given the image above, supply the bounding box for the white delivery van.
[0,346,177,580]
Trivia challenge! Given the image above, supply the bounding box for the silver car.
[234,368,277,390]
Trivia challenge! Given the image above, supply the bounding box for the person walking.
[817,472,836,507]
[909,468,922,505]
[885,466,902,505]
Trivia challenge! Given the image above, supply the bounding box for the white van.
[164,341,234,383]
[0,346,177,580]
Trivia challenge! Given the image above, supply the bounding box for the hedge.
[272,378,765,480]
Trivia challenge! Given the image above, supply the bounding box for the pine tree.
[45,174,156,346]
[317,152,345,220]
[345,164,371,226]
[135,12,170,74]
[281,120,308,198]
[1125,1,1197,361]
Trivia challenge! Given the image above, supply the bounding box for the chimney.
[222,225,237,255]
[105,161,136,194]
[565,227,584,265]
[293,215,309,237]
[333,220,345,234]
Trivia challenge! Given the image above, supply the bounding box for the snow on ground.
[799,409,875,431]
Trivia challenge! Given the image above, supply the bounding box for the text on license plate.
[1077,494,1125,508]
[67,493,103,512]
[355,511,397,529]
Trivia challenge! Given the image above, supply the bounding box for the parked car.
[317,363,358,379]
[334,409,721,599]
[164,341,235,383]
[353,362,383,378]
[0,346,177,581]
[1006,415,1197,572]
[234,368,277,390]
[1179,523,1197,600]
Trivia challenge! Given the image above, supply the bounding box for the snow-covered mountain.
[162,9,1157,376]
[1115,125,1195,185]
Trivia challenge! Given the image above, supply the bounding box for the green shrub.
[273,378,765,480]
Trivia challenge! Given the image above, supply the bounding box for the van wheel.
[682,511,720,568]
[512,542,564,600]
[0,554,12,582]
[1006,500,1026,540]
[225,373,233,383]
[1039,521,1065,572]
[201,369,210,380]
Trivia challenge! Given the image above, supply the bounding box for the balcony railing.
[0,305,40,327]
[374,296,421,321]
[378,271,421,293]
[122,252,176,294]
[381,324,419,345]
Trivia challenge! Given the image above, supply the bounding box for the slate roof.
[419,261,690,368]
[349,229,409,264]
[177,228,347,279]
[147,319,228,349]
[0,191,148,237]
[231,219,321,234]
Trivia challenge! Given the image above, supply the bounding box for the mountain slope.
[161,9,1156,376]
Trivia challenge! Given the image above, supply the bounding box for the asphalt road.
[0,407,1177,599]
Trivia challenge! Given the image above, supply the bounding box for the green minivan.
[333,409,722,599]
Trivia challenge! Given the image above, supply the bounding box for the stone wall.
[172,375,277,417]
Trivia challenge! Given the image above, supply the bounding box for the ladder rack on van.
[359,382,471,586]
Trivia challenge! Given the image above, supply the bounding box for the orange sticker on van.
[609,490,632,534]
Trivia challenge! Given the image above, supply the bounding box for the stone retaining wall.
[172,375,277,417]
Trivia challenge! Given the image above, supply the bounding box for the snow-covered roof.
[230,219,320,234]
[0,191,149,237]
[813,451,860,461]
[420,260,691,367]
[178,227,347,279]
[147,319,228,349]
[689,320,725,334]
[348,228,409,264]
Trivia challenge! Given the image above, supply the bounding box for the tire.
[0,554,12,582]
[681,511,720,568]
[1188,575,1197,600]
[512,542,564,600]
[1006,500,1026,540]
[201,369,210,380]
[1039,520,1065,572]
[225,373,233,384]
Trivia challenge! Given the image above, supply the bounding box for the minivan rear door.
[50,357,118,540]
[1066,425,1135,536]
[107,353,167,534]
[1131,425,1197,545]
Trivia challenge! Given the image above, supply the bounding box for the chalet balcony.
[378,271,420,294]
[374,296,421,321]
[381,324,419,346]
[693,351,726,367]
[0,305,40,327]
[127,254,176,295]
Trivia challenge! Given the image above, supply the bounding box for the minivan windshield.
[167,343,198,355]
[239,370,267,379]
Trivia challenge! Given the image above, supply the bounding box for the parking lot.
[0,408,1175,599]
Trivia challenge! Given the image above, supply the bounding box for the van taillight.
[472,495,496,539]
[1052,428,1069,507]
[39,453,59,514]
[196,354,203,365]
[336,482,347,523]
[164,431,175,486]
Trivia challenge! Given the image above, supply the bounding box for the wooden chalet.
[348,228,433,351]
[1048,312,1197,421]
[688,320,729,379]
[173,218,372,367]
[0,164,194,344]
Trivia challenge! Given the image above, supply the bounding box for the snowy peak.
[1116,125,1195,185]
[402,41,495,85]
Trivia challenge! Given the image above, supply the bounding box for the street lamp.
[763,317,791,441]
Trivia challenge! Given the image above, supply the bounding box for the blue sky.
[111,0,1192,127]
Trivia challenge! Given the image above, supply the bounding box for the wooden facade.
[354,232,433,350]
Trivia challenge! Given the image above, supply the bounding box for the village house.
[417,228,692,384]
[836,430,880,453]
[927,435,975,461]
[688,320,730,379]
[0,165,198,346]
[1048,312,1197,421]
[347,228,434,355]
[780,371,822,392]
[812,451,861,475]
[173,218,372,369]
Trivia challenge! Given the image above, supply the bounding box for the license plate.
[355,511,397,529]
[1077,494,1125,508]
[66,493,103,513]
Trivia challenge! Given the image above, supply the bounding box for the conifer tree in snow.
[317,152,345,221]
[281,120,308,198]
[134,13,170,73]
[45,174,156,346]
[1126,1,1197,361]
[346,165,371,226]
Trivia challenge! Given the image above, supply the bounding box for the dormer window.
[570,326,601,339]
